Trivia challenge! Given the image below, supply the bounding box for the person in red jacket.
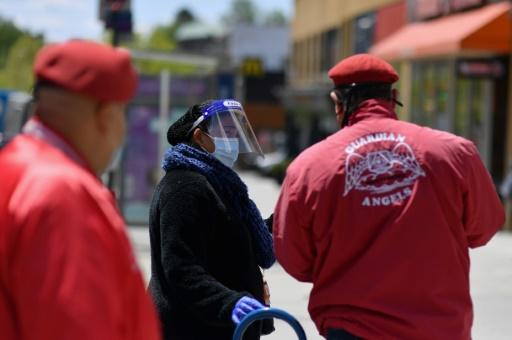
[0,40,160,340]
[273,54,505,340]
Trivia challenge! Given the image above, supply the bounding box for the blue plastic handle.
[232,307,307,340]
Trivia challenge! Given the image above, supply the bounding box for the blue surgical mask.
[213,137,239,168]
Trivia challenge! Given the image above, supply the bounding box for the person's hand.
[231,296,265,324]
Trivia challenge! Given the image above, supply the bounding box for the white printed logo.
[344,132,425,207]
[223,100,242,109]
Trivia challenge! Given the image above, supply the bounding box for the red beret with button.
[34,39,138,102]
[328,54,399,86]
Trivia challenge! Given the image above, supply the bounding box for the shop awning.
[370,2,511,60]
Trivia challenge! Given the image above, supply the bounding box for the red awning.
[370,2,511,60]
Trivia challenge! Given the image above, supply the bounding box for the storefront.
[121,74,215,224]
[371,1,511,182]
[408,57,508,178]
[282,85,336,153]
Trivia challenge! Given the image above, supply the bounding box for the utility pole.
[99,0,133,46]
[98,0,134,199]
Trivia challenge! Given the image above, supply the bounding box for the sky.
[0,0,293,42]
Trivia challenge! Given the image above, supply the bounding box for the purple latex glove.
[231,296,265,324]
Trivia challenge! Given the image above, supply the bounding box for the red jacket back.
[0,135,161,340]
[274,100,505,339]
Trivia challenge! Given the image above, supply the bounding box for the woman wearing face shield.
[148,99,275,340]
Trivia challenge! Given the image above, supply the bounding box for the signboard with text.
[457,58,506,78]
[242,58,264,77]
[413,0,487,21]
[450,0,484,11]
[414,0,445,20]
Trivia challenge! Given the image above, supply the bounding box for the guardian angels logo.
[344,132,425,207]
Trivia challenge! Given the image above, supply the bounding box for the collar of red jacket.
[23,116,97,176]
[347,99,398,126]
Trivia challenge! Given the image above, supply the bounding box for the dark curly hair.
[166,100,214,146]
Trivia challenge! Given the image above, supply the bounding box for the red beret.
[328,54,399,86]
[34,40,138,102]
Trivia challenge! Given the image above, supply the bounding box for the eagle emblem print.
[344,132,425,207]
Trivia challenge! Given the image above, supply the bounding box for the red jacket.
[274,100,504,340]
[0,128,160,339]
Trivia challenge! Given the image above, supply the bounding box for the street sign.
[99,0,132,34]
[457,58,506,78]
[242,58,264,77]
[99,0,131,20]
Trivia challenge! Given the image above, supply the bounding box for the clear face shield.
[189,100,264,163]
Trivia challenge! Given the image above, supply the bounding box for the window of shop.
[353,12,376,53]
[455,77,492,165]
[321,29,339,72]
[450,0,484,11]
[293,42,298,80]
[410,0,488,21]
[454,78,470,136]
[411,62,451,130]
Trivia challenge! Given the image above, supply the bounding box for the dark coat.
[149,169,270,340]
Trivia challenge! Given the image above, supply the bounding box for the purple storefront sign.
[121,74,214,223]
[123,105,159,222]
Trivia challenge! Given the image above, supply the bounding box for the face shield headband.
[187,99,264,157]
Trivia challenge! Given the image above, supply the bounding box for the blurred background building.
[285,0,408,156]
[285,0,512,228]
[286,0,510,180]
[106,0,290,223]
[373,0,510,184]
[120,20,290,222]
[1,0,512,228]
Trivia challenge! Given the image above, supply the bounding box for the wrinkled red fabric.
[0,135,160,340]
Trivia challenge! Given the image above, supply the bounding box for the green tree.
[174,8,195,27]
[128,7,196,52]
[0,17,26,68]
[146,25,176,51]
[123,7,201,75]
[222,0,258,26]
[0,35,44,91]
[264,10,288,26]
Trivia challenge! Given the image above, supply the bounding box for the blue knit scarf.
[162,143,275,269]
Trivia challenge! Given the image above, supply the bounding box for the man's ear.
[94,102,113,134]
[391,88,403,107]
[335,105,345,127]
[392,88,399,101]
[330,91,345,126]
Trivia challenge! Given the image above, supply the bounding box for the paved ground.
[129,171,512,339]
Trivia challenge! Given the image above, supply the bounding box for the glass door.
[454,78,493,167]
[410,62,451,131]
